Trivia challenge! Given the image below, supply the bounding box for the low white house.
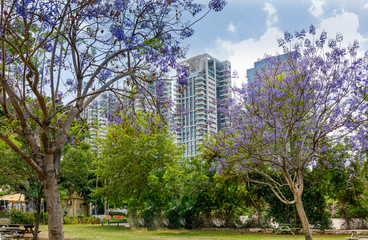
[0,193,26,211]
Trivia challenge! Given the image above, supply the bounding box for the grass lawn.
[39,224,350,240]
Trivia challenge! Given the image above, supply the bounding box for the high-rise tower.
[174,54,231,157]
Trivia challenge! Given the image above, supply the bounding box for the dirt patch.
[38,232,49,240]
[22,231,48,240]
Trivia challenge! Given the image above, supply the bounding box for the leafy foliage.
[95,113,181,216]
[10,209,35,224]
[211,28,368,239]
[0,1,226,238]
[260,171,332,230]
[59,142,96,201]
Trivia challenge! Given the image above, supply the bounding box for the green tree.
[59,141,96,215]
[259,170,332,230]
[95,113,181,223]
[0,139,43,239]
[319,153,368,229]
[166,155,249,229]
[0,1,226,238]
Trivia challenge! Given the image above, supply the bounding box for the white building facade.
[82,92,116,141]
[175,54,231,157]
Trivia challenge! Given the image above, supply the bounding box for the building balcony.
[196,105,206,111]
[195,100,206,106]
[196,94,206,100]
[174,91,183,97]
[196,85,206,91]
[196,131,205,137]
[196,73,206,79]
[196,122,206,128]
[195,92,206,97]
[196,115,206,121]
[219,91,230,97]
[195,80,206,86]
[218,78,231,83]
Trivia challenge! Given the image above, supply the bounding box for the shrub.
[109,211,127,217]
[10,209,34,224]
[63,216,100,224]
[63,217,78,224]
[0,212,10,218]
[39,211,48,224]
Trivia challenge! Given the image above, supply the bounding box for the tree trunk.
[295,195,313,240]
[42,154,64,240]
[33,187,42,240]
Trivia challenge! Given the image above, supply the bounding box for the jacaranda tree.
[211,27,368,240]
[0,0,226,239]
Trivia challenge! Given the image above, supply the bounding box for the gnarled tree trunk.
[295,194,313,240]
[294,169,313,240]
[42,153,64,240]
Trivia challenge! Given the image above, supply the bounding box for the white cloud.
[309,0,325,17]
[319,11,366,46]
[204,11,368,88]
[263,2,278,27]
[365,3,368,9]
[205,27,283,85]
[228,22,236,33]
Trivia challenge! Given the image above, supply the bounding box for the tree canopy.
[211,27,368,240]
[0,0,227,239]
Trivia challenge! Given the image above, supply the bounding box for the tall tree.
[95,113,181,217]
[211,28,368,240]
[59,141,95,213]
[0,138,43,239]
[0,0,227,239]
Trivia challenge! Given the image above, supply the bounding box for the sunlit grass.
[39,224,349,240]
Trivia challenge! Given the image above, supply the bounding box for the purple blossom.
[92,100,99,107]
[66,78,74,86]
[114,0,129,11]
[180,27,194,39]
[336,32,343,42]
[208,0,227,12]
[284,31,292,42]
[212,29,368,201]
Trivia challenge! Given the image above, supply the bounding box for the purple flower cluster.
[208,0,227,12]
[211,30,368,178]
[1,0,227,152]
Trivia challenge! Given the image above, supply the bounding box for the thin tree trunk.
[248,192,261,226]
[295,195,313,240]
[33,186,42,240]
[43,154,64,240]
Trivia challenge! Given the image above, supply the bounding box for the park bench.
[0,233,25,240]
[345,231,368,240]
[0,226,25,240]
[274,223,301,235]
[101,216,128,226]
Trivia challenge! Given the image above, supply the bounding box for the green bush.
[87,217,101,224]
[39,211,48,224]
[63,216,100,224]
[0,212,10,218]
[10,209,34,224]
[109,211,127,217]
[63,216,78,224]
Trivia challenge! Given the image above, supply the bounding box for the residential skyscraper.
[82,92,117,141]
[247,52,295,83]
[82,80,173,144]
[174,54,231,157]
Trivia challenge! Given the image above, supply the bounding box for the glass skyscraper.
[174,54,231,157]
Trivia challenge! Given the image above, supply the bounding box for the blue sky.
[185,0,368,83]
